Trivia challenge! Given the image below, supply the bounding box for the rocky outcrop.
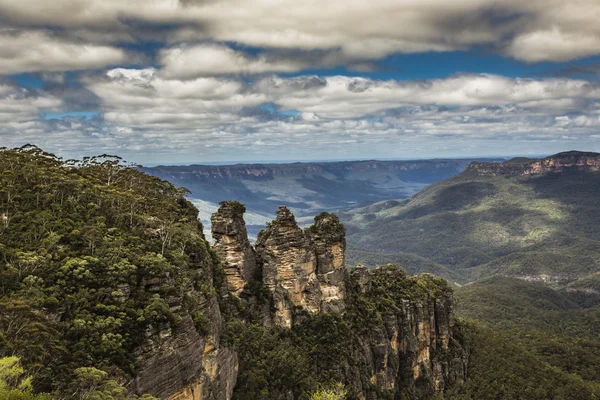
[211,201,257,296]
[254,207,348,328]
[346,266,468,399]
[210,205,348,328]
[305,213,346,314]
[255,207,322,327]
[128,239,238,400]
[467,150,600,177]
[134,204,467,399]
[129,297,237,400]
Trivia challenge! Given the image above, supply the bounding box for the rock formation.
[132,204,467,399]
[212,205,348,328]
[467,150,600,176]
[255,206,322,327]
[130,297,238,400]
[305,212,346,314]
[345,266,468,399]
[127,240,238,400]
[207,205,468,398]
[211,201,257,296]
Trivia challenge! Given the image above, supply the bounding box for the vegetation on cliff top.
[5,145,599,400]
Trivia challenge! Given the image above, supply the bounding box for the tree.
[0,356,52,399]
[310,382,347,400]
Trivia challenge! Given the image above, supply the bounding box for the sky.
[1,0,600,164]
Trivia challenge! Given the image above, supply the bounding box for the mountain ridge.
[466,150,600,177]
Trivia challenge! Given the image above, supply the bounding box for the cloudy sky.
[1,0,600,164]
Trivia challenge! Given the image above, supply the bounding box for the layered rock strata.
[212,205,347,328]
[467,150,600,177]
[211,201,257,296]
[347,266,468,399]
[304,212,347,314]
[137,204,468,399]
[128,237,238,400]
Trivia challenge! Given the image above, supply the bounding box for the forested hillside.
[343,151,600,286]
[0,146,470,399]
[342,151,600,399]
[0,145,224,399]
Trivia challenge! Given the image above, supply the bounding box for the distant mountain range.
[143,158,501,237]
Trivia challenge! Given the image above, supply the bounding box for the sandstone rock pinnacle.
[211,201,257,296]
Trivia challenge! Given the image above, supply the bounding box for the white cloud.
[2,0,600,66]
[159,44,308,79]
[507,28,600,63]
[21,69,586,161]
[256,74,600,118]
[0,83,62,123]
[85,68,267,130]
[0,30,126,75]
[3,0,600,160]
[0,83,65,148]
[3,68,600,161]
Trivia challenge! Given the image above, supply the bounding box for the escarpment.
[127,227,238,400]
[0,147,240,400]
[467,150,600,176]
[345,266,467,398]
[0,146,468,400]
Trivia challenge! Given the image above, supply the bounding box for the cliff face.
[130,297,238,400]
[146,159,477,181]
[211,201,257,296]
[305,213,347,314]
[211,204,347,328]
[128,239,238,400]
[343,266,467,399]
[467,151,600,176]
[126,203,467,400]
[255,206,322,327]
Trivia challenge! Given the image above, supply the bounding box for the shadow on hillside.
[390,181,497,221]
[348,181,571,270]
[523,173,600,241]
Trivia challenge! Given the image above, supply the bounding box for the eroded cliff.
[126,202,469,400]
[467,150,600,176]
[208,203,468,399]
[211,201,257,296]
[128,231,238,400]
[345,266,467,399]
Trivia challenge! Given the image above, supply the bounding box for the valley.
[143,158,500,238]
